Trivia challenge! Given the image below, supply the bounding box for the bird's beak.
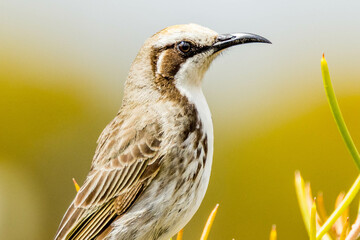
[212,33,271,53]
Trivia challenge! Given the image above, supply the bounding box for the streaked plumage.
[54,24,270,240]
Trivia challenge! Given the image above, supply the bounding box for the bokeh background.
[2,0,360,239]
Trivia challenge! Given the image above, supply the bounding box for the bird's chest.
[156,94,214,232]
[165,94,213,187]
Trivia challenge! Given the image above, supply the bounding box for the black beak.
[212,33,271,52]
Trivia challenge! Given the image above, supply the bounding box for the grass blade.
[321,54,360,170]
[200,204,219,240]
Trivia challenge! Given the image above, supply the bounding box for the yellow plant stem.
[339,218,349,240]
[321,55,360,170]
[295,171,311,233]
[72,178,80,192]
[310,201,317,240]
[269,225,277,240]
[176,229,183,240]
[316,174,360,239]
[200,204,219,240]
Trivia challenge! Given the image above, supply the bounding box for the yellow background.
[2,0,360,239]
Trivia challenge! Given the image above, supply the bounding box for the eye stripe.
[150,43,212,79]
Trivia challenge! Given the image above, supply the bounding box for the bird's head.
[124,24,270,103]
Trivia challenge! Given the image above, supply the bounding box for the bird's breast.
[158,86,214,234]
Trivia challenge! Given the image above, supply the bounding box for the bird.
[54,23,270,240]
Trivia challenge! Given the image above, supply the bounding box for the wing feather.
[73,200,116,240]
[54,119,163,240]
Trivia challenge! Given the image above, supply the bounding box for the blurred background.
[2,0,360,239]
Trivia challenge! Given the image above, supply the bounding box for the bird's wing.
[54,117,164,240]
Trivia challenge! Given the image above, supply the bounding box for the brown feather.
[54,118,163,240]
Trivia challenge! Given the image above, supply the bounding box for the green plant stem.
[317,55,360,239]
[321,55,360,171]
[316,174,360,239]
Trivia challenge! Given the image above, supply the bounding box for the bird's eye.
[177,41,192,53]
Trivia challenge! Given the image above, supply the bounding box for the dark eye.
[177,41,192,53]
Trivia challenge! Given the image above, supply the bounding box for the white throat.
[174,63,215,233]
[175,61,214,162]
[175,83,214,165]
[173,55,214,140]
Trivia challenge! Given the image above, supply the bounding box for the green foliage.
[294,55,360,240]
